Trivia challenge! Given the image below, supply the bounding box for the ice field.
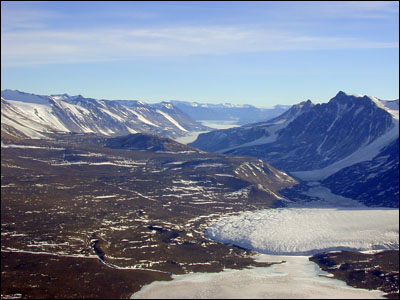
[132,207,398,299]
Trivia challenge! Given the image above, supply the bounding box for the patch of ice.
[194,163,227,168]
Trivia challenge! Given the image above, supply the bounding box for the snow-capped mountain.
[1,90,208,140]
[169,100,291,125]
[190,91,399,207]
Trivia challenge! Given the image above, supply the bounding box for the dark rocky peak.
[302,99,313,106]
[330,91,355,105]
[335,90,348,97]
[297,99,314,110]
[329,92,397,117]
[284,99,314,114]
[330,91,376,108]
[268,99,314,122]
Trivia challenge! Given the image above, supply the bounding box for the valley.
[2,1,398,299]
[1,90,399,299]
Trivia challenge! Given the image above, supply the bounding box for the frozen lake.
[131,207,398,299]
[174,120,239,144]
[132,254,386,299]
[199,120,240,130]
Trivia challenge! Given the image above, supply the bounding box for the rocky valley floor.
[1,133,292,298]
[1,133,398,299]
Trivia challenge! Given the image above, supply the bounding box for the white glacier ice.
[205,208,399,256]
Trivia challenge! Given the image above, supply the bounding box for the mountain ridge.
[1,89,209,141]
[190,91,399,207]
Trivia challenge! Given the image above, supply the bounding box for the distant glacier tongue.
[205,208,399,256]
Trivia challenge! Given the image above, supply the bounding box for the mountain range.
[169,100,290,125]
[1,89,398,207]
[1,89,208,141]
[190,91,399,207]
[1,90,290,143]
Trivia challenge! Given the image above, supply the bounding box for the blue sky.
[1,1,399,106]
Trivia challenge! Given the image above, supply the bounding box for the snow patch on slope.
[6,100,70,132]
[127,108,159,127]
[1,116,48,139]
[156,110,188,132]
[56,100,91,122]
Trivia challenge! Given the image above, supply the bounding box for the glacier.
[205,208,399,256]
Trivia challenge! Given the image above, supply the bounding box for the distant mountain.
[169,100,291,125]
[1,90,208,141]
[190,91,399,207]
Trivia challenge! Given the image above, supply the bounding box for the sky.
[1,1,399,106]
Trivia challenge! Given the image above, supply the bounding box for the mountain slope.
[1,90,208,141]
[190,92,399,207]
[189,99,314,154]
[321,137,399,207]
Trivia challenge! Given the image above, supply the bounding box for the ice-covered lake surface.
[132,254,386,299]
[174,120,240,144]
[131,206,398,299]
[199,120,241,130]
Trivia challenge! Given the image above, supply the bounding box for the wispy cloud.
[1,1,398,66]
[329,1,399,17]
[1,3,61,31]
[2,25,398,66]
[288,1,399,20]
